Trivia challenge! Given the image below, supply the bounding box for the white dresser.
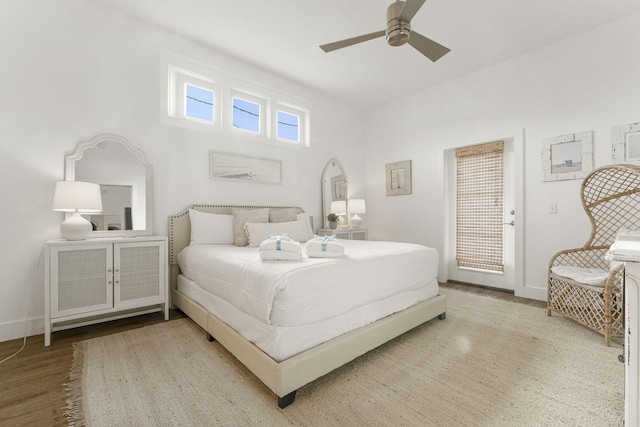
[608,240,640,426]
[44,236,169,346]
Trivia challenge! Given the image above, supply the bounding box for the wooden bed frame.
[168,204,447,408]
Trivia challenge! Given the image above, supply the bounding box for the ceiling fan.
[319,0,450,62]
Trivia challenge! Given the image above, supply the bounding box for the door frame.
[441,128,524,297]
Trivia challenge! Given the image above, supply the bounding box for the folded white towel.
[260,249,302,261]
[306,235,345,258]
[260,235,302,261]
[306,249,345,258]
[260,235,301,253]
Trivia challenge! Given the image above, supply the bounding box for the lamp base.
[60,212,92,240]
[350,214,363,228]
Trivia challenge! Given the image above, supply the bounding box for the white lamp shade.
[53,181,103,213]
[349,199,366,214]
[330,200,347,214]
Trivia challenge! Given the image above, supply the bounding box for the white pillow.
[245,220,314,247]
[189,209,234,245]
[297,212,313,230]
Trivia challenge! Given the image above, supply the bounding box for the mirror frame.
[65,133,153,237]
[321,157,349,228]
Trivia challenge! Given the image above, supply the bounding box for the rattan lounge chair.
[548,164,640,346]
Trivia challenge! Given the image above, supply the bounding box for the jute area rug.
[66,288,624,426]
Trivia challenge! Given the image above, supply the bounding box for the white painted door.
[444,137,518,291]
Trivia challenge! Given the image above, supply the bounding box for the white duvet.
[177,239,439,327]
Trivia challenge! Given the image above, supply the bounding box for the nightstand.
[44,235,169,346]
[316,228,368,240]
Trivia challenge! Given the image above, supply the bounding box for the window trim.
[165,57,311,148]
[168,65,220,128]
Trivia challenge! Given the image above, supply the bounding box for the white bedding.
[177,239,439,327]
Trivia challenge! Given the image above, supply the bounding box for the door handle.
[503,221,515,226]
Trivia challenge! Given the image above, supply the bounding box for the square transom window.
[277,111,300,142]
[185,84,214,122]
[232,97,260,133]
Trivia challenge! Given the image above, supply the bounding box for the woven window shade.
[455,141,504,272]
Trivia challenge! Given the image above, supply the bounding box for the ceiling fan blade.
[320,30,386,53]
[408,31,450,62]
[398,0,427,22]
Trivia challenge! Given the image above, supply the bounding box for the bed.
[169,204,447,408]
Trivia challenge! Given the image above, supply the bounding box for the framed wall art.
[209,151,282,184]
[612,122,640,165]
[386,160,412,196]
[541,131,593,182]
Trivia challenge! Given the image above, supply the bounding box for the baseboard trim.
[0,317,43,343]
[447,280,514,294]
[522,286,547,302]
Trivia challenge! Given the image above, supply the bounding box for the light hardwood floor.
[0,284,543,426]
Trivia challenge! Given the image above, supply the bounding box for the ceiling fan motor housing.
[386,1,410,46]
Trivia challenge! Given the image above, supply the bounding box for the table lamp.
[348,199,366,228]
[53,181,103,240]
[330,200,347,227]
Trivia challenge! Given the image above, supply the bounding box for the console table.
[316,228,368,240]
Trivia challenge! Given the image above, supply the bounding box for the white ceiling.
[91,0,640,109]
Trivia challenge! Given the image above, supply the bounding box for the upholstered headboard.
[168,205,307,290]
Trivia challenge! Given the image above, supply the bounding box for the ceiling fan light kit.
[319,0,450,62]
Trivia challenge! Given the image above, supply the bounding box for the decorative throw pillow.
[269,208,298,223]
[232,208,270,246]
[189,209,234,245]
[245,220,314,247]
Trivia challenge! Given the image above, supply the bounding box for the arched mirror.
[321,158,348,228]
[65,133,153,237]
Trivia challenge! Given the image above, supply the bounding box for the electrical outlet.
[549,203,557,214]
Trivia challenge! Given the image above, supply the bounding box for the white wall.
[365,13,640,299]
[0,1,366,341]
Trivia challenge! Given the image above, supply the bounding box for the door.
[444,138,517,291]
[51,243,113,317]
[114,241,165,308]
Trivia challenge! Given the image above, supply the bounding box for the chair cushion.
[551,266,609,287]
